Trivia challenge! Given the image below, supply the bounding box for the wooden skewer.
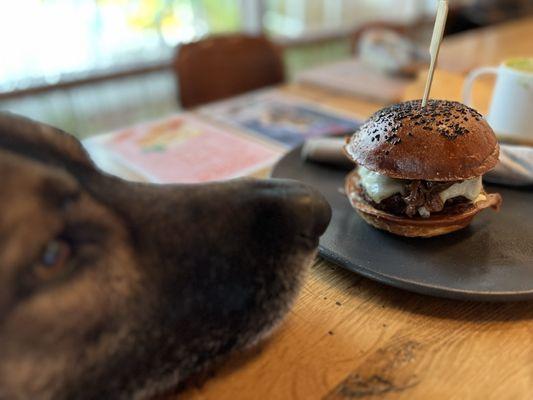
[421,0,449,107]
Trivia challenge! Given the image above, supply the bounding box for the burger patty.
[360,180,474,217]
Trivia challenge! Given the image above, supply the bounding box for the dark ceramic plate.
[272,146,533,301]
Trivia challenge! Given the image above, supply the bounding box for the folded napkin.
[302,137,533,187]
[485,144,533,186]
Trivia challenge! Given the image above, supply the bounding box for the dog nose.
[257,179,331,240]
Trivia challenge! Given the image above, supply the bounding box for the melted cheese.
[475,193,487,203]
[358,166,405,203]
[358,167,483,209]
[438,177,482,203]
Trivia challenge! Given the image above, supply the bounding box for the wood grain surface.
[172,19,533,400]
[179,261,533,400]
[439,17,533,74]
[402,68,493,113]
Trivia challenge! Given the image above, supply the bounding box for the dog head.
[0,113,331,400]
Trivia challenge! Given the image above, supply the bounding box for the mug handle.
[462,66,498,108]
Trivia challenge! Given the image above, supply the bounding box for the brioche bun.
[344,99,499,181]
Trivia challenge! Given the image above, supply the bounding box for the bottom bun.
[345,170,502,238]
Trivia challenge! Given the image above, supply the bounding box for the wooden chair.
[174,34,285,109]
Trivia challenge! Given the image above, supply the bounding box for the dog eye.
[34,240,71,281]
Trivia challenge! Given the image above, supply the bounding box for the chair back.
[174,34,285,108]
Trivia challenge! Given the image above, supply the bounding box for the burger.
[344,99,502,238]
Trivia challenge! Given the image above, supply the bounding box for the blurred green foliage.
[90,0,241,34]
[201,0,241,32]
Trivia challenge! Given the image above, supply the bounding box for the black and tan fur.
[0,113,331,399]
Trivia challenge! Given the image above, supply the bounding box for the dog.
[0,113,331,400]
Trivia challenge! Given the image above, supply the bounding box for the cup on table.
[463,57,533,144]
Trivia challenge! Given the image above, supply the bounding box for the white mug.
[463,58,533,142]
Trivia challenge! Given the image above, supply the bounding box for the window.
[0,0,436,138]
[0,0,242,91]
[1,0,438,91]
[263,0,429,37]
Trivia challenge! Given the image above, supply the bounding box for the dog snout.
[256,179,331,242]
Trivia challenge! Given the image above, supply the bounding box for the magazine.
[198,90,361,147]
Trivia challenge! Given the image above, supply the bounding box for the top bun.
[345,99,499,181]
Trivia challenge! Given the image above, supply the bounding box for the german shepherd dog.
[0,113,331,399]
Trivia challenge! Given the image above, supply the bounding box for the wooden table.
[173,19,533,400]
[439,16,533,74]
